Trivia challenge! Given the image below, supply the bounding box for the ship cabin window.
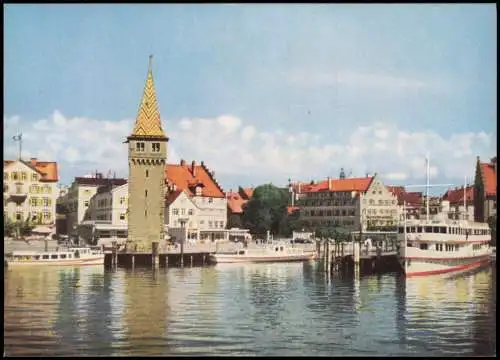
[424,226,432,233]
[42,255,49,259]
[60,254,67,259]
[68,254,72,258]
[275,247,279,252]
[34,255,40,260]
[398,227,404,234]
[440,227,447,234]
[51,254,58,259]
[238,250,245,255]
[407,242,413,247]
[455,245,459,251]
[420,243,428,250]
[417,226,423,233]
[436,243,443,251]
[280,246,284,251]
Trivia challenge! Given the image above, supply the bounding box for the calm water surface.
[4,261,496,356]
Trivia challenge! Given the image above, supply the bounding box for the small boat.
[4,247,105,267]
[209,242,315,264]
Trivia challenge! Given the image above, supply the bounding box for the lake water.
[4,261,496,356]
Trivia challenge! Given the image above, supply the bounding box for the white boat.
[5,247,105,267]
[398,217,493,278]
[209,242,315,264]
[397,155,493,277]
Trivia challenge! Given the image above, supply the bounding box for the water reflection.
[4,262,496,356]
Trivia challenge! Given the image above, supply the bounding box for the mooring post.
[152,242,159,269]
[111,241,117,268]
[190,255,193,267]
[202,254,206,265]
[131,254,135,270]
[165,255,169,268]
[354,241,360,264]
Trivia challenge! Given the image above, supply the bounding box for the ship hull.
[400,254,491,277]
[209,253,314,264]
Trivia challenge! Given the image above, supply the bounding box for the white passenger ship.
[398,217,492,277]
[209,242,315,264]
[5,247,105,267]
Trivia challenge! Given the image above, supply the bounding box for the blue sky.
[4,4,497,194]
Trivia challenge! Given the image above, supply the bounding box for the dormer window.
[152,143,160,152]
[136,142,145,152]
[195,186,202,196]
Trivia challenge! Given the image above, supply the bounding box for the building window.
[21,172,27,181]
[136,142,145,152]
[120,197,126,205]
[188,209,193,215]
[44,185,52,194]
[30,197,38,206]
[84,201,89,207]
[16,185,23,194]
[30,185,39,193]
[4,184,8,193]
[172,208,179,215]
[3,172,8,180]
[31,213,38,222]
[145,190,148,197]
[12,172,19,181]
[120,213,126,220]
[145,170,149,178]
[208,221,213,228]
[145,209,147,217]
[43,198,50,207]
[43,211,51,222]
[16,212,22,221]
[31,173,38,181]
[181,208,185,215]
[208,198,213,203]
[152,143,160,152]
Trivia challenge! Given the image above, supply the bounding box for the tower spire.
[130,55,166,138]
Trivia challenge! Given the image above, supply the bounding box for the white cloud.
[3,111,495,189]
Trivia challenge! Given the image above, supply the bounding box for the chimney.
[180,159,186,166]
[191,160,196,177]
[30,157,37,166]
[327,177,332,191]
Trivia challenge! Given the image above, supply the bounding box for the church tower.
[126,56,168,252]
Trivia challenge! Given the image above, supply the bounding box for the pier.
[317,233,401,276]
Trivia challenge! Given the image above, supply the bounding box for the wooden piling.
[131,255,135,269]
[111,241,117,268]
[152,242,159,268]
[165,255,169,268]
[190,255,193,267]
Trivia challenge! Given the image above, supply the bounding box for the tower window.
[136,142,145,152]
[145,190,148,197]
[145,209,147,217]
[145,169,149,177]
[152,143,160,152]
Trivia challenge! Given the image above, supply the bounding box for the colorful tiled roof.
[130,56,166,138]
[303,177,374,193]
[480,162,496,197]
[165,160,225,198]
[75,177,127,187]
[4,159,59,182]
[226,191,248,214]
[442,185,474,205]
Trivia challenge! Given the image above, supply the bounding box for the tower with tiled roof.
[126,56,168,252]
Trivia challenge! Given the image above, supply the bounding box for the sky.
[3,4,497,195]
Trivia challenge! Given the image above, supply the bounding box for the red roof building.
[474,156,497,222]
[165,160,225,198]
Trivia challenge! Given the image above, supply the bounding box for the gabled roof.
[442,185,474,205]
[226,192,248,214]
[165,161,225,198]
[387,185,423,206]
[165,189,184,207]
[4,159,59,182]
[479,162,496,197]
[239,187,254,200]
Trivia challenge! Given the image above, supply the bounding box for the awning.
[32,226,53,234]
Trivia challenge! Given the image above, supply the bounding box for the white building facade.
[4,158,58,226]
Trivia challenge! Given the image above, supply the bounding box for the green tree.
[242,184,290,237]
[4,218,16,237]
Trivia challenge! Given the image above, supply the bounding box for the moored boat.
[4,247,105,267]
[398,217,493,277]
[209,242,315,264]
